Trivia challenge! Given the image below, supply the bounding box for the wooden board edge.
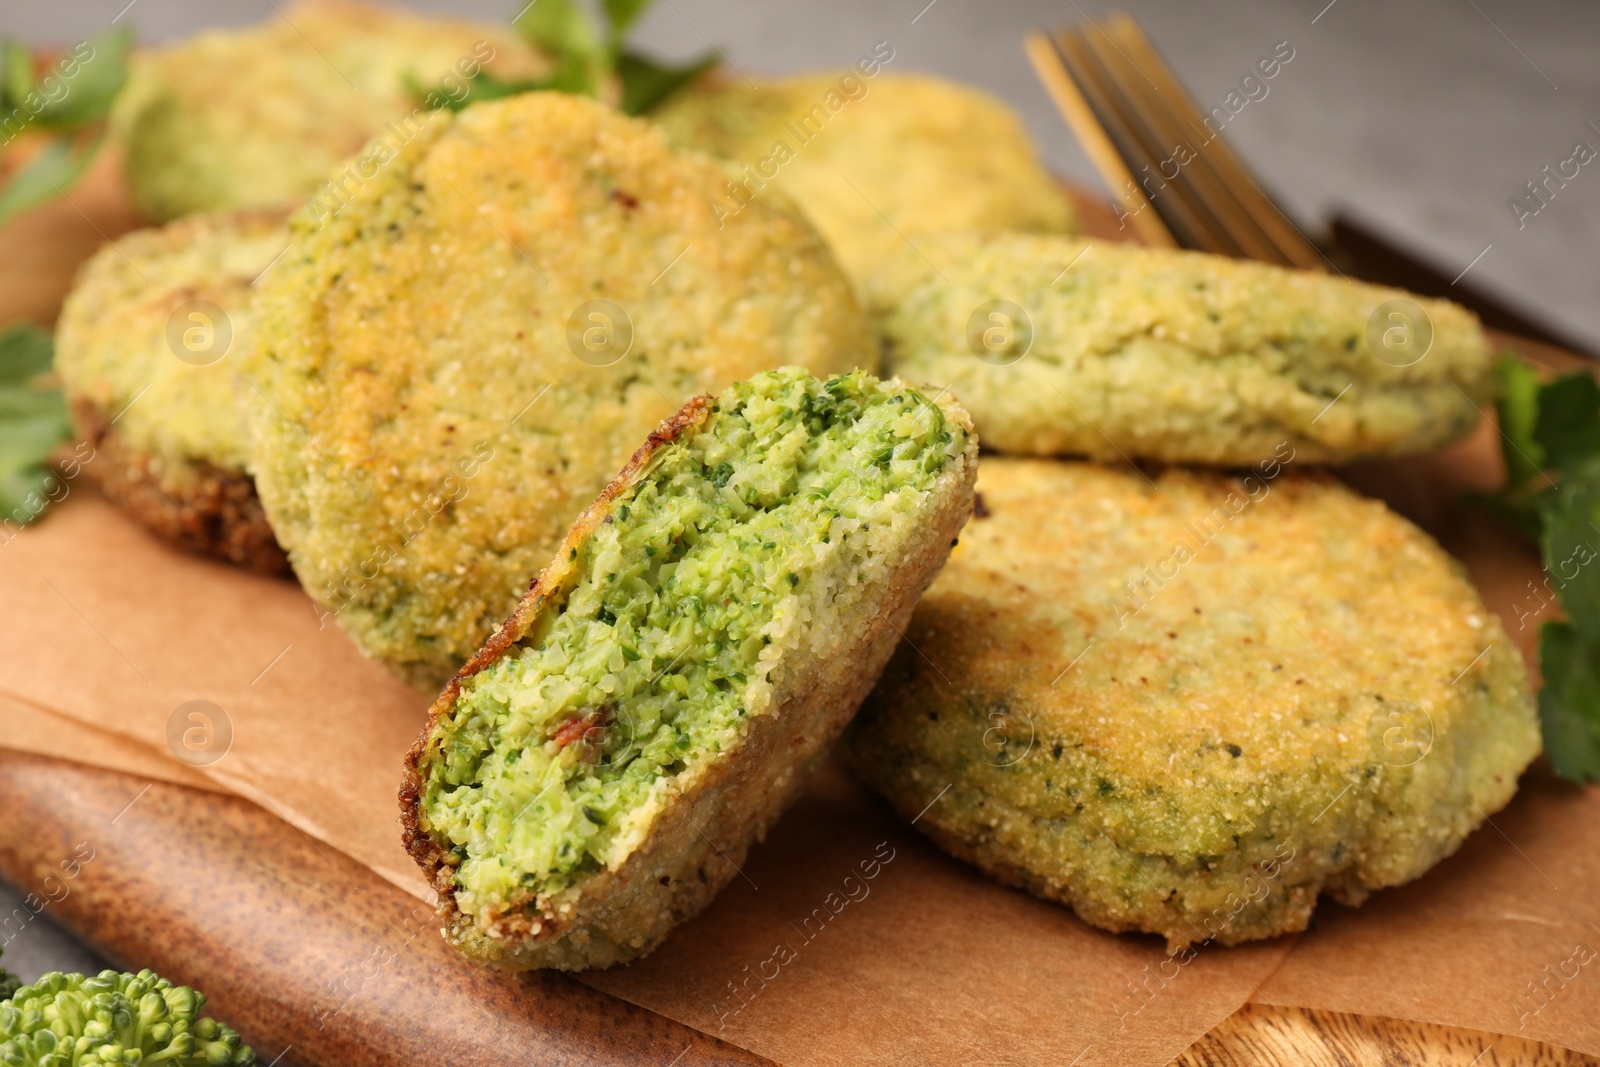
[1177,1003,1599,1066]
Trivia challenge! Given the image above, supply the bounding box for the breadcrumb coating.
[874,232,1494,464]
[844,457,1540,950]
[245,92,874,686]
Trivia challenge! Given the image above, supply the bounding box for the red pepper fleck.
[552,717,590,747]
[553,706,612,761]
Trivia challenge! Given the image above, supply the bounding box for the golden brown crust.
[70,398,290,576]
[245,91,872,689]
[842,457,1539,951]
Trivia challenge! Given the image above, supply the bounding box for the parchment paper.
[1252,764,1600,1054]
[2,485,1597,1063]
[0,691,218,794]
[0,493,432,894]
[0,491,1288,1063]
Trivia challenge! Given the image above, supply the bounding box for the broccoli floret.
[0,968,254,1066]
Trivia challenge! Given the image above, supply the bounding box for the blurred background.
[13,0,1600,355]
[4,0,1597,977]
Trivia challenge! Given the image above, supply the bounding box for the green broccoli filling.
[421,368,962,907]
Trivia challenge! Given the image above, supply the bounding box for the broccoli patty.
[843,458,1540,950]
[54,210,290,574]
[401,368,977,969]
[245,91,875,688]
[874,232,1495,464]
[110,0,547,221]
[652,71,1076,286]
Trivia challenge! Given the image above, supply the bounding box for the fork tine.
[1024,30,1176,248]
[1088,16,1288,264]
[1104,13,1328,271]
[1074,20,1248,259]
[1056,27,1230,251]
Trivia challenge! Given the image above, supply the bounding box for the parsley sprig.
[0,324,73,529]
[432,0,716,115]
[0,29,131,226]
[1492,355,1600,782]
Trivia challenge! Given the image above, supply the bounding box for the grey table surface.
[2,0,1597,988]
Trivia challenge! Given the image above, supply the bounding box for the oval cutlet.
[54,210,291,575]
[653,71,1077,286]
[110,0,549,221]
[873,231,1495,465]
[244,91,874,688]
[401,368,977,970]
[843,458,1540,951]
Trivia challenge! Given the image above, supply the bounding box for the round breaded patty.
[110,0,547,221]
[55,210,290,574]
[874,232,1494,464]
[245,92,874,688]
[843,458,1540,950]
[652,72,1076,285]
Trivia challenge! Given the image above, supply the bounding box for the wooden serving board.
[0,748,1591,1067]
[2,145,1597,1066]
[0,750,766,1067]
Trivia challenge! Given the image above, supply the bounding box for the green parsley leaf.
[416,60,595,113]
[1538,456,1600,640]
[0,325,73,529]
[0,132,107,226]
[616,50,717,116]
[417,0,714,116]
[602,0,654,43]
[0,39,32,108]
[545,50,604,97]
[415,68,523,111]
[0,29,130,225]
[1534,374,1600,475]
[30,29,132,130]
[1496,354,1546,489]
[1539,622,1600,782]
[0,323,51,384]
[1490,355,1600,782]
[515,0,600,67]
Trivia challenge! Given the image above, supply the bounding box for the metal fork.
[1025,14,1326,271]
